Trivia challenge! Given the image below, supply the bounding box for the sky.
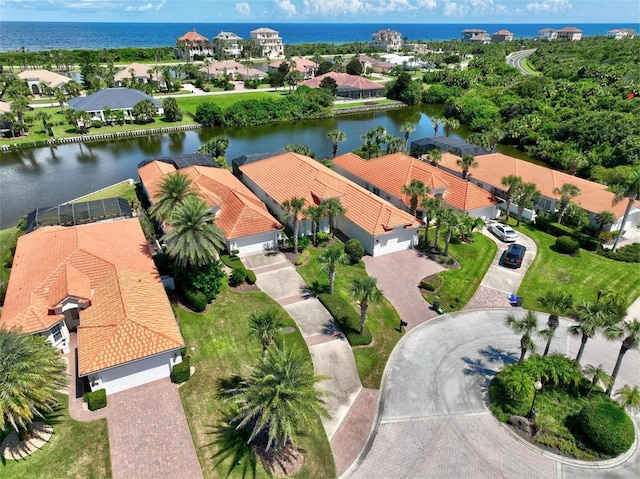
[1,0,639,23]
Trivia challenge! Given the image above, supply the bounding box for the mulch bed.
[230,282,260,293]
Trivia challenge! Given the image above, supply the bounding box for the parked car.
[489,223,518,242]
[503,243,527,268]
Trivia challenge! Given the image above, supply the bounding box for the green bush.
[555,235,580,255]
[189,261,225,302]
[172,357,191,384]
[579,399,634,455]
[295,249,311,266]
[152,252,172,276]
[597,243,640,263]
[83,389,107,411]
[535,218,599,251]
[317,292,372,346]
[183,287,207,312]
[344,239,364,265]
[229,267,246,286]
[220,254,243,269]
[420,275,444,291]
[316,231,332,245]
[245,269,257,284]
[297,235,311,252]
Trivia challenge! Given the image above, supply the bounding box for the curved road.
[507,49,538,75]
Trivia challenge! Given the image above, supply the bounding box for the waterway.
[0,105,531,229]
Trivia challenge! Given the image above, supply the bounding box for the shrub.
[172,357,191,384]
[220,254,243,269]
[555,235,580,255]
[152,252,172,276]
[83,389,107,411]
[189,261,225,302]
[317,292,372,346]
[420,275,444,291]
[579,399,634,455]
[183,287,207,312]
[229,267,246,286]
[245,269,256,284]
[297,235,311,252]
[344,239,364,265]
[597,243,640,263]
[316,231,332,245]
[295,249,311,266]
[598,231,615,243]
[0,281,6,307]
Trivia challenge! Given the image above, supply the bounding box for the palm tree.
[561,148,589,176]
[420,196,441,246]
[0,112,16,137]
[318,243,348,294]
[536,291,573,356]
[385,135,405,154]
[500,175,522,221]
[614,385,640,414]
[350,277,383,335]
[504,311,539,363]
[34,110,51,134]
[604,319,640,395]
[149,172,198,223]
[427,147,442,167]
[0,329,68,441]
[281,197,307,254]
[552,183,581,225]
[327,129,347,158]
[323,198,347,237]
[248,309,288,355]
[595,210,617,233]
[443,117,459,137]
[401,179,430,216]
[226,344,330,451]
[500,364,535,401]
[582,364,614,397]
[441,209,460,257]
[163,196,225,268]
[456,154,478,180]
[304,204,326,246]
[399,122,416,151]
[429,116,442,136]
[515,182,540,226]
[568,300,610,363]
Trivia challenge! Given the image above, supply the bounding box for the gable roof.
[300,72,384,91]
[68,88,161,112]
[438,153,637,217]
[138,161,282,240]
[17,69,71,88]
[333,152,497,212]
[239,152,421,236]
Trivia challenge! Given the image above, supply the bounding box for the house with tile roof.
[299,72,385,100]
[1,218,184,395]
[67,88,163,122]
[200,60,266,81]
[268,57,318,79]
[556,26,583,41]
[333,152,499,221]
[538,28,558,40]
[345,55,395,74]
[370,29,403,52]
[236,152,422,257]
[176,28,214,61]
[438,152,640,231]
[492,30,514,42]
[17,69,71,95]
[250,28,284,59]
[114,63,159,87]
[461,28,489,42]
[139,160,283,255]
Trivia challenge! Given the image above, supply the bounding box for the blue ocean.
[1,22,638,52]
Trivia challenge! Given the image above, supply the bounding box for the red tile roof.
[300,72,384,91]
[178,29,209,42]
[239,152,421,236]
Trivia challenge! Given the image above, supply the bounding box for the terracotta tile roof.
[299,72,384,91]
[333,152,496,212]
[178,29,209,42]
[114,63,153,81]
[1,218,183,373]
[16,69,71,88]
[138,161,282,240]
[438,153,636,217]
[239,152,421,236]
[200,60,265,78]
[268,57,317,73]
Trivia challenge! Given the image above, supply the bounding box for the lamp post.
[528,380,542,419]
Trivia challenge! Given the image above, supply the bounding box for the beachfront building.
[492,30,514,42]
[0,218,184,395]
[556,26,583,41]
[16,69,71,95]
[370,29,403,52]
[268,57,318,79]
[538,28,558,40]
[199,60,266,81]
[213,31,243,58]
[461,28,490,43]
[299,72,385,99]
[250,28,284,59]
[607,29,635,40]
[67,88,163,122]
[176,29,213,61]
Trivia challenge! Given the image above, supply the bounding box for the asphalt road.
[507,49,538,74]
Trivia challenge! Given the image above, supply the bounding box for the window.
[386,195,391,201]
[372,187,380,196]
[51,322,63,343]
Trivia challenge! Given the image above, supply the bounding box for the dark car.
[503,244,526,268]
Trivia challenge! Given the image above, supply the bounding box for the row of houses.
[462,27,634,43]
[176,28,284,61]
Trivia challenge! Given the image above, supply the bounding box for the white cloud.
[235,2,251,16]
[125,3,154,12]
[442,0,465,16]
[526,0,572,13]
[416,0,437,8]
[275,0,297,16]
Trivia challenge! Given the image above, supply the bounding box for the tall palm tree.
[149,172,198,223]
[318,243,348,294]
[401,179,430,216]
[399,122,416,151]
[456,154,478,180]
[34,110,51,134]
[504,311,539,363]
[350,277,383,335]
[226,344,330,451]
[443,117,459,137]
[582,364,614,397]
[420,196,442,246]
[248,309,288,355]
[281,197,307,254]
[304,204,326,246]
[515,182,540,226]
[427,147,442,167]
[0,329,68,441]
[615,385,640,414]
[604,319,640,395]
[536,291,573,356]
[568,300,611,363]
[323,198,347,237]
[429,116,442,137]
[327,129,347,158]
[552,183,581,225]
[500,175,522,221]
[441,208,460,257]
[385,135,405,154]
[163,196,225,268]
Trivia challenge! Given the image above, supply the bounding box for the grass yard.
[176,91,289,115]
[0,225,22,289]
[296,246,403,389]
[0,394,111,479]
[422,232,497,311]
[71,181,137,204]
[514,223,640,311]
[332,99,398,109]
[176,283,335,479]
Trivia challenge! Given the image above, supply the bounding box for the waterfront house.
[213,31,243,58]
[343,55,394,74]
[236,152,422,257]
[461,28,490,42]
[538,28,558,40]
[299,72,385,99]
[492,30,514,42]
[17,69,71,95]
[250,28,284,59]
[67,88,163,122]
[556,26,583,41]
[113,63,159,87]
[333,152,499,221]
[370,29,403,52]
[176,29,213,61]
[268,57,318,79]
[1,218,184,395]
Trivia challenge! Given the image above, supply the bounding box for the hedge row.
[597,243,640,263]
[534,217,600,251]
[83,389,107,411]
[317,292,372,346]
[183,287,207,312]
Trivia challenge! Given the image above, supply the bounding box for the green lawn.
[422,232,497,311]
[176,283,335,479]
[0,394,111,479]
[296,245,403,389]
[176,91,289,115]
[332,99,398,109]
[514,222,640,311]
[72,181,137,204]
[0,225,21,289]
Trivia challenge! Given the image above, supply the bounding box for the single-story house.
[236,152,422,257]
[139,159,283,255]
[299,72,385,100]
[67,88,163,122]
[1,218,184,395]
[268,57,317,79]
[114,63,161,87]
[199,60,266,81]
[344,55,395,74]
[333,152,499,220]
[410,137,489,158]
[17,69,71,95]
[438,152,640,230]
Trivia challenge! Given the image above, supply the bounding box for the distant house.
[344,55,394,74]
[299,72,385,99]
[268,57,317,79]
[607,29,635,40]
[236,152,422,257]
[67,88,163,122]
[176,29,213,61]
[0,218,184,395]
[537,28,558,40]
[114,63,157,87]
[492,30,514,42]
[461,28,489,42]
[17,69,71,95]
[333,152,499,220]
[214,31,243,58]
[199,60,266,81]
[250,28,284,59]
[370,29,403,52]
[410,137,489,158]
[138,156,282,255]
[556,26,583,41]
[405,42,432,54]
